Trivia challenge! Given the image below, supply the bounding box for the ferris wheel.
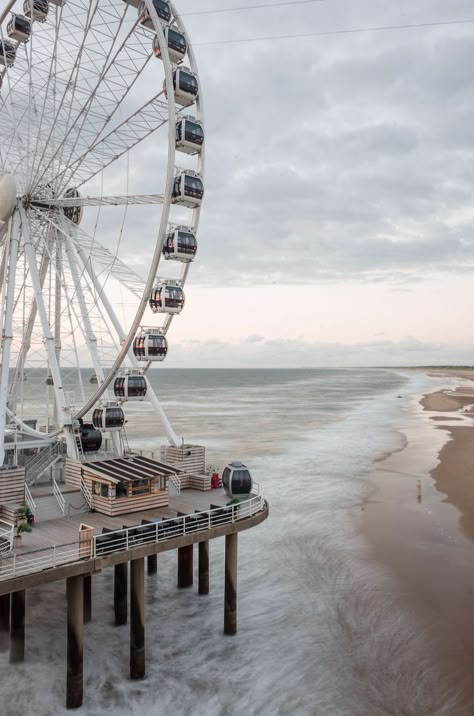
[0,0,204,466]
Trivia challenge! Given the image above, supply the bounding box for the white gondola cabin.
[114,374,148,401]
[0,40,16,67]
[153,27,186,64]
[149,281,184,314]
[171,170,203,209]
[23,0,49,22]
[163,226,197,262]
[92,405,125,432]
[176,117,204,155]
[63,187,83,225]
[7,14,31,42]
[164,66,198,107]
[138,0,171,28]
[222,461,253,499]
[133,330,168,361]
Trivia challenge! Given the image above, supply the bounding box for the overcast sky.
[87,0,474,367]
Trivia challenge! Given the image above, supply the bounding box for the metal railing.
[52,477,66,516]
[24,442,65,486]
[0,520,14,553]
[0,487,266,581]
[80,477,93,510]
[169,474,182,494]
[24,483,37,516]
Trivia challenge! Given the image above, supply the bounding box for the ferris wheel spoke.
[41,212,146,299]
[44,193,165,208]
[55,93,169,192]
[37,21,153,192]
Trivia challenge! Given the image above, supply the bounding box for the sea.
[0,367,461,716]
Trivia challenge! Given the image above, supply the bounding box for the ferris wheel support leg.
[19,206,75,457]
[63,233,122,456]
[74,245,181,448]
[8,248,51,413]
[0,210,21,468]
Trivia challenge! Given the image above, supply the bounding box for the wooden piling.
[130,557,145,680]
[198,540,209,595]
[66,575,84,709]
[83,575,92,624]
[9,590,25,663]
[0,592,10,651]
[147,554,157,575]
[114,562,128,626]
[224,533,238,635]
[177,544,193,588]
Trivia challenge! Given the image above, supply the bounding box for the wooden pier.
[0,482,268,709]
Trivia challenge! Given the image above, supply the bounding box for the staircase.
[24,443,66,486]
[31,485,89,523]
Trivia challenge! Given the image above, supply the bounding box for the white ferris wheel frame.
[0,0,205,463]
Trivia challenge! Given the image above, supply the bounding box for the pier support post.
[147,554,157,575]
[198,540,209,595]
[114,563,128,626]
[9,589,25,663]
[66,575,84,709]
[83,575,92,624]
[224,533,238,635]
[130,557,145,680]
[0,592,10,651]
[177,545,193,588]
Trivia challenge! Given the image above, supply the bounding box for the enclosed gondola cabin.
[149,282,185,314]
[114,374,148,401]
[164,67,198,107]
[133,331,168,361]
[176,117,204,155]
[78,422,103,453]
[92,405,125,432]
[23,0,49,22]
[163,227,197,262]
[63,187,83,225]
[153,27,187,64]
[0,40,16,67]
[7,14,31,42]
[222,461,253,499]
[138,0,171,28]
[171,171,204,209]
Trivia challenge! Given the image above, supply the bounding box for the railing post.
[12,554,16,577]
[92,536,96,558]
[125,529,129,551]
[208,510,211,530]
[183,516,186,536]
[52,545,56,568]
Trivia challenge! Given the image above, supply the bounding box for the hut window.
[92,481,101,496]
[116,482,127,499]
[100,483,109,498]
[131,479,151,496]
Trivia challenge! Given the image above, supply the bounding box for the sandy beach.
[361,369,474,714]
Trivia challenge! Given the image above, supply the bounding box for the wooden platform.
[13,488,229,555]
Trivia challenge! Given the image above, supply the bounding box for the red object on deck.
[211,472,220,489]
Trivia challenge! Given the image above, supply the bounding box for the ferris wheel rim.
[0,0,205,456]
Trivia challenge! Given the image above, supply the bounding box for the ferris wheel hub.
[0,174,17,222]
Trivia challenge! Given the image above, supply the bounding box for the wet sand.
[361,372,474,714]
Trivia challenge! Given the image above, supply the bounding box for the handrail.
[0,519,14,553]
[169,474,181,494]
[52,477,66,516]
[0,487,266,580]
[80,477,93,510]
[24,483,36,515]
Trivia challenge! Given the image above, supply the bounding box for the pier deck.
[15,488,229,555]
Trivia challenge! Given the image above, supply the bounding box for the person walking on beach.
[416,479,422,503]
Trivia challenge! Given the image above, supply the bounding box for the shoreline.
[360,369,474,713]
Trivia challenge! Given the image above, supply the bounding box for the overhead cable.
[194,18,474,45]
[182,0,326,17]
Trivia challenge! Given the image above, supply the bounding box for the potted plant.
[226,496,241,518]
[14,520,32,548]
